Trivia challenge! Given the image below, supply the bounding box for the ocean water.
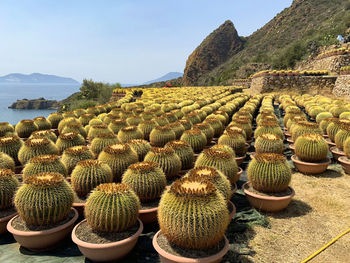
[0,83,80,124]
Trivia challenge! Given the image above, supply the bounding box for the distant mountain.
[143,72,183,85]
[0,73,80,84]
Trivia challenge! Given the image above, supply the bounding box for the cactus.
[29,130,57,143]
[339,112,350,120]
[18,138,59,165]
[126,116,143,126]
[14,172,74,226]
[62,111,77,118]
[316,112,333,123]
[0,136,23,165]
[144,147,181,179]
[62,123,87,138]
[166,122,185,139]
[225,125,247,139]
[291,121,322,141]
[33,117,52,130]
[210,144,235,155]
[89,118,104,126]
[122,161,166,202]
[23,154,67,181]
[85,183,140,232]
[343,136,350,159]
[71,160,113,197]
[247,153,291,193]
[178,119,192,130]
[15,120,39,138]
[108,119,128,134]
[98,143,138,182]
[87,124,112,141]
[335,122,350,150]
[163,112,178,123]
[61,145,94,174]
[195,148,238,184]
[90,132,119,157]
[326,119,342,142]
[0,152,15,171]
[180,129,207,153]
[0,122,15,137]
[218,130,247,157]
[47,113,63,129]
[117,126,144,142]
[0,169,19,210]
[254,121,284,139]
[137,120,158,141]
[295,133,329,162]
[128,139,152,161]
[230,118,253,139]
[184,113,201,125]
[165,140,194,170]
[154,116,169,126]
[206,112,227,126]
[140,111,155,121]
[56,132,86,153]
[149,126,176,147]
[184,166,231,200]
[79,114,95,126]
[57,117,80,134]
[158,176,229,249]
[73,108,87,117]
[193,123,214,144]
[255,133,284,154]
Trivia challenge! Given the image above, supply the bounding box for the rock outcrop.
[182,20,243,85]
[9,98,58,110]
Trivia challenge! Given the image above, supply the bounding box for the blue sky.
[0,0,292,84]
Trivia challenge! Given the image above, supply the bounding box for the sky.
[0,0,293,84]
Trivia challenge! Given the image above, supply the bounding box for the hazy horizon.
[0,0,292,83]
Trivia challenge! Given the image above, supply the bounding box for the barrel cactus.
[291,121,322,142]
[85,183,140,232]
[137,120,158,141]
[0,169,19,210]
[158,176,229,249]
[144,147,181,179]
[166,122,185,139]
[22,154,67,181]
[195,148,239,184]
[57,117,80,134]
[47,113,64,129]
[204,117,224,137]
[255,133,284,154]
[178,119,192,130]
[165,140,194,170]
[98,143,138,182]
[294,133,329,162]
[247,153,291,193]
[29,130,57,143]
[0,136,23,165]
[33,117,52,130]
[90,133,119,157]
[230,118,253,139]
[108,119,128,134]
[193,123,214,144]
[87,124,111,141]
[180,129,207,153]
[149,126,176,147]
[0,122,15,137]
[71,160,113,197]
[18,138,59,165]
[184,166,231,200]
[117,126,144,142]
[316,112,333,123]
[0,152,15,171]
[61,145,94,174]
[14,172,74,226]
[62,123,87,138]
[122,161,166,202]
[254,121,284,139]
[56,132,86,153]
[335,122,350,150]
[218,130,247,157]
[15,120,39,138]
[128,139,152,161]
[210,144,235,155]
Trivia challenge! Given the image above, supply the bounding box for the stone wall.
[333,74,350,98]
[297,54,350,74]
[230,80,251,88]
[249,75,337,96]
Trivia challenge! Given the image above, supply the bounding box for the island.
[8,98,58,110]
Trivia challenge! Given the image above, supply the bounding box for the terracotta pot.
[284,131,291,137]
[250,152,256,160]
[245,143,250,152]
[72,218,143,262]
[14,166,23,174]
[7,208,78,251]
[231,183,237,196]
[289,144,295,153]
[72,202,85,218]
[233,167,243,184]
[323,134,329,138]
[139,206,158,224]
[330,146,346,161]
[227,201,236,220]
[0,211,17,235]
[286,138,294,144]
[51,129,59,136]
[247,138,253,144]
[243,182,294,212]
[338,156,350,174]
[326,138,336,148]
[283,127,288,131]
[152,230,229,263]
[291,155,330,175]
[235,154,246,166]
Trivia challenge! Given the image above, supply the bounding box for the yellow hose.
[300,227,350,263]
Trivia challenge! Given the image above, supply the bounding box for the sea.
[0,83,80,124]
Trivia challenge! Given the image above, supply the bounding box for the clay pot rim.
[243,182,295,201]
[73,202,85,207]
[235,154,246,161]
[237,167,243,176]
[227,200,236,219]
[72,218,143,249]
[286,138,294,143]
[289,144,295,150]
[7,207,78,237]
[152,230,229,263]
[0,211,18,223]
[338,156,350,164]
[330,146,345,155]
[231,183,237,193]
[140,206,158,214]
[291,155,331,166]
[284,131,291,137]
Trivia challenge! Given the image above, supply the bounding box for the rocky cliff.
[182,20,244,85]
[9,98,58,110]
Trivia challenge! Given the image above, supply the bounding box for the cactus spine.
[334,122,350,150]
[180,128,207,153]
[122,161,166,202]
[0,122,15,137]
[15,120,39,138]
[61,146,94,174]
[295,133,329,162]
[18,138,59,165]
[255,133,284,154]
[30,130,57,143]
[71,160,113,197]
[0,152,15,171]
[218,130,247,157]
[117,126,144,142]
[47,113,63,129]
[56,132,86,153]
[149,126,176,147]
[85,183,140,232]
[90,133,119,157]
[33,117,52,130]
[247,153,291,193]
[0,169,19,210]
[0,136,23,165]
[14,172,74,226]
[165,140,194,170]
[158,176,229,249]
[127,139,152,161]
